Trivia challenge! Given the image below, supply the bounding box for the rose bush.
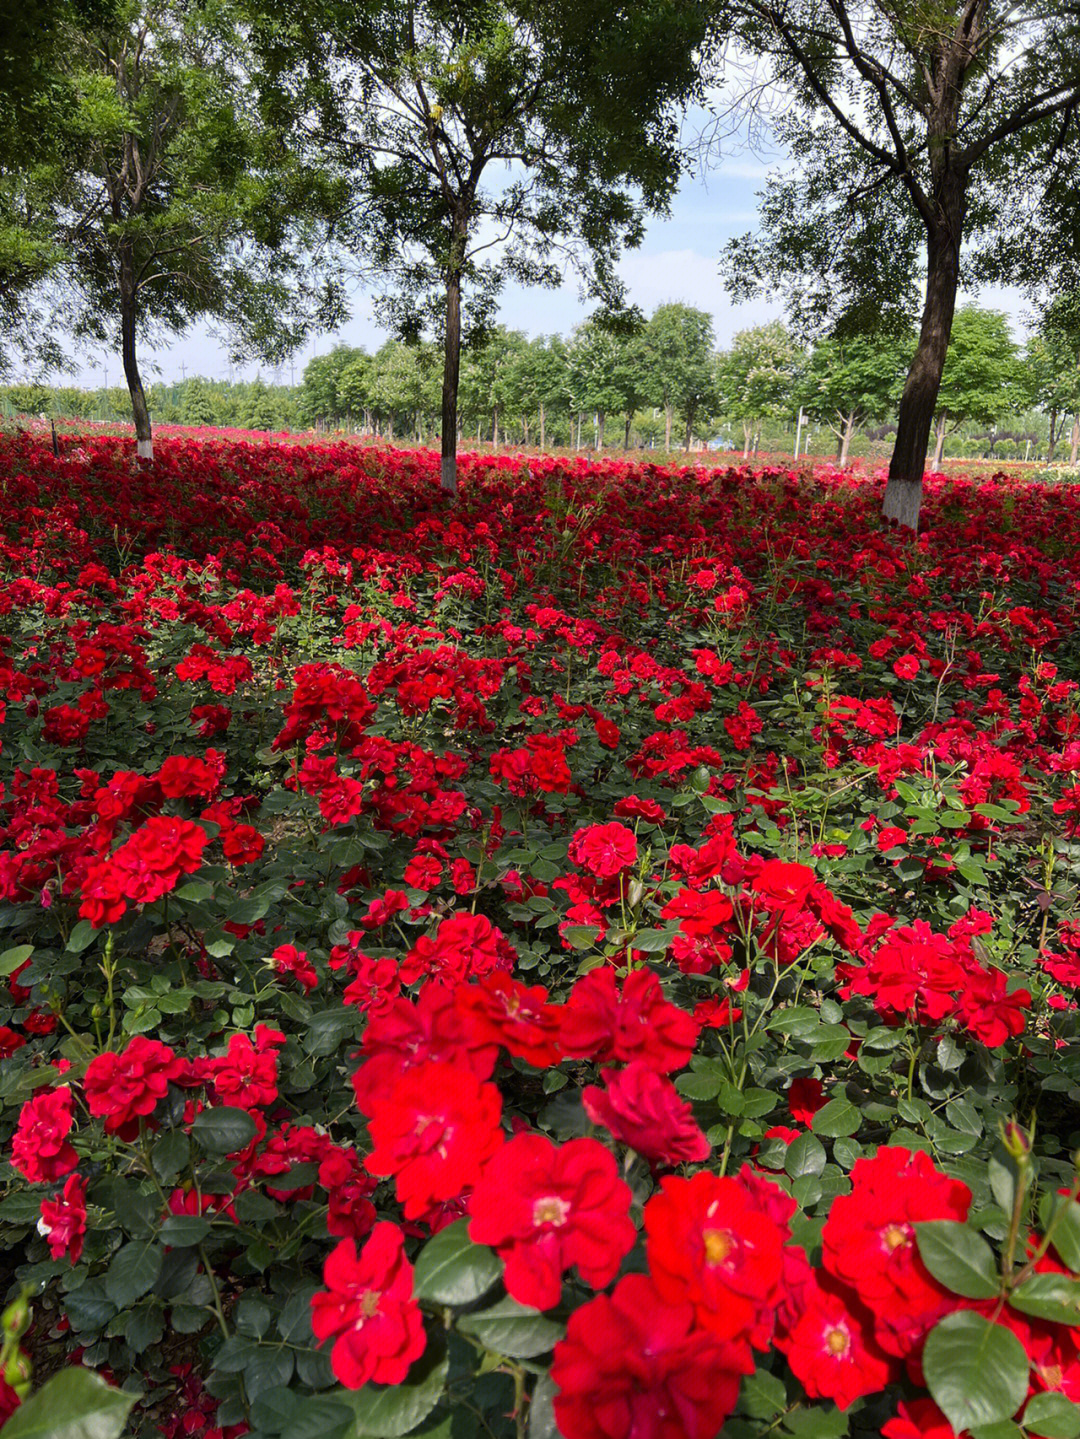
[1,433,1080,1438]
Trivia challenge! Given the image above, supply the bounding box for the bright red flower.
[822,1147,971,1357]
[310,1223,426,1388]
[779,1275,896,1409]
[12,1087,78,1183]
[644,1171,786,1340]
[568,822,638,880]
[455,974,562,1068]
[550,1273,752,1439]
[400,911,514,986]
[882,1400,961,1439]
[271,943,318,994]
[583,1062,710,1166]
[211,1031,281,1109]
[365,1061,504,1219]
[38,1173,88,1263]
[560,966,699,1072]
[85,1038,186,1134]
[469,1134,635,1309]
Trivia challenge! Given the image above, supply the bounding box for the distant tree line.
[10,298,1079,465]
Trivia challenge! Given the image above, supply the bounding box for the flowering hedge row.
[2,434,1080,1439]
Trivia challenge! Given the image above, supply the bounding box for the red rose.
[455,974,562,1069]
[779,1275,896,1409]
[583,1062,710,1166]
[311,1223,426,1387]
[644,1171,786,1340]
[788,1077,826,1125]
[550,1273,752,1439]
[85,1036,186,1134]
[39,1173,88,1263]
[12,1087,78,1183]
[568,822,638,880]
[822,1146,970,1357]
[365,1061,504,1219]
[560,966,699,1073]
[211,1030,281,1110]
[469,1134,635,1309]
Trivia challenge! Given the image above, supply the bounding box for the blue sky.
[71,148,1029,389]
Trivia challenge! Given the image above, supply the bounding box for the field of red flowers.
[3,433,1080,1439]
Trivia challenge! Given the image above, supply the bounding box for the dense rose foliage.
[3,433,1080,1438]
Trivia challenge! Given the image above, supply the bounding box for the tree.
[929,307,1026,467]
[300,346,364,428]
[18,0,339,458]
[526,335,570,451]
[458,327,527,447]
[368,339,439,441]
[179,376,217,428]
[718,0,1080,528]
[717,322,803,456]
[242,377,282,432]
[251,0,704,492]
[643,304,718,451]
[800,331,914,466]
[1025,295,1080,464]
[567,320,628,450]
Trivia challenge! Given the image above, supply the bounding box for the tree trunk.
[440,256,462,493]
[596,410,605,450]
[932,413,947,469]
[742,421,752,458]
[624,412,632,449]
[539,403,546,451]
[1071,416,1080,466]
[664,403,673,451]
[883,187,966,530]
[1048,408,1059,462]
[119,241,152,461]
[492,405,500,447]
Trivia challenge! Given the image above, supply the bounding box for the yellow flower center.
[703,1229,734,1264]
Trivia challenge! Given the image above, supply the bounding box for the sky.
[66,144,1032,390]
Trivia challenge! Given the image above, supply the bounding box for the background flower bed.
[1,434,1080,1438]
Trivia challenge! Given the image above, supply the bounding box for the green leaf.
[737,1369,788,1419]
[190,1106,257,1156]
[527,1374,559,1439]
[412,1220,502,1306]
[1040,1193,1080,1272]
[65,921,98,954]
[1,1366,136,1439]
[0,944,34,975]
[675,1071,722,1102]
[457,1297,564,1358]
[1024,1395,1080,1439]
[561,926,599,950]
[159,1215,212,1248]
[105,1240,163,1307]
[923,1312,1029,1432]
[915,1221,1000,1299]
[785,1133,826,1180]
[337,1340,449,1438]
[809,1098,862,1138]
[1008,1272,1080,1324]
[629,926,679,953]
[250,1387,299,1434]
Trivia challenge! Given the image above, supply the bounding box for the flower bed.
[2,434,1080,1439]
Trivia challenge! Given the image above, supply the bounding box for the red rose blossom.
[310,1223,426,1387]
[469,1133,635,1309]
